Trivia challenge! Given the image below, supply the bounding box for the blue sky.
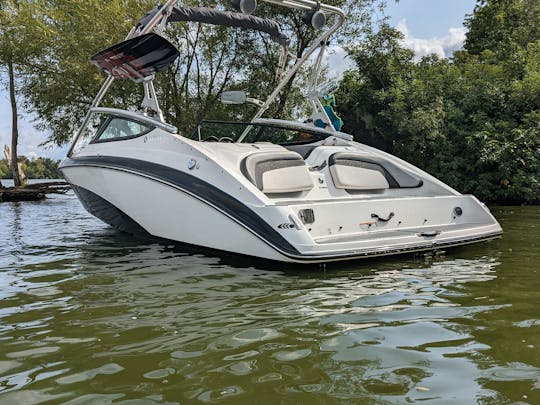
[387,0,476,38]
[386,0,476,59]
[0,0,477,160]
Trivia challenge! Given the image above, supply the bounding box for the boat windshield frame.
[191,120,334,145]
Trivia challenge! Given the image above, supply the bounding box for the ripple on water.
[143,368,175,380]
[218,360,257,376]
[222,350,259,361]
[481,363,540,388]
[209,328,283,351]
[55,363,124,385]
[6,346,60,359]
[1,198,539,403]
[515,319,540,328]
[196,385,245,403]
[0,389,70,405]
[0,361,21,375]
[272,348,312,362]
[170,349,205,359]
[60,393,125,405]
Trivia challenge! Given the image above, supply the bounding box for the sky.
[0,0,476,160]
[387,0,476,59]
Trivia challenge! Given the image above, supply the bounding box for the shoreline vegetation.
[0,157,61,180]
[0,157,71,202]
[0,0,538,204]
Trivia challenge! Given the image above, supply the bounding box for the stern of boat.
[255,195,502,262]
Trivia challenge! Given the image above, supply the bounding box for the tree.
[459,0,540,203]
[20,0,152,145]
[338,1,540,204]
[20,157,62,179]
[1,0,53,186]
[464,0,540,59]
[0,157,62,179]
[17,0,384,145]
[0,158,8,180]
[336,25,415,151]
[0,1,26,186]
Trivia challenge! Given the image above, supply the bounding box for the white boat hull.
[61,150,502,263]
[64,165,289,261]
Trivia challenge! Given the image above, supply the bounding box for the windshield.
[190,121,329,145]
[71,113,109,154]
[71,112,156,154]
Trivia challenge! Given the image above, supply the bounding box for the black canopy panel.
[90,33,180,81]
[168,7,290,47]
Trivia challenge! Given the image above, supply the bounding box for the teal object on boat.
[322,94,343,131]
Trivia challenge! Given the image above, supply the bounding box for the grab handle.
[371,212,394,222]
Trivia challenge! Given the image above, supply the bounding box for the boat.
[59,0,502,263]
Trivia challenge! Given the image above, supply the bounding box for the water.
[0,190,539,404]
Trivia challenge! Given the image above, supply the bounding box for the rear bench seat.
[241,151,313,194]
[329,152,423,190]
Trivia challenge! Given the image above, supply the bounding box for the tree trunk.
[7,55,22,187]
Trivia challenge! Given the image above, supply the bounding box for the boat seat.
[329,152,423,190]
[241,151,314,194]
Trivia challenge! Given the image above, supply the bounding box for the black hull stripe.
[61,156,502,262]
[71,184,152,238]
[61,156,301,256]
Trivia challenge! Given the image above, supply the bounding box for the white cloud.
[317,19,467,83]
[396,19,466,60]
[325,45,355,78]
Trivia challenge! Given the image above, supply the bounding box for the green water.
[0,193,539,404]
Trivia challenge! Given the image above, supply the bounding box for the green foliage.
[10,0,382,143]
[0,159,9,179]
[0,0,42,186]
[338,0,540,204]
[0,157,61,180]
[0,0,43,66]
[18,0,153,143]
[464,0,540,59]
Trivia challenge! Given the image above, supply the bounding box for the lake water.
[0,190,539,404]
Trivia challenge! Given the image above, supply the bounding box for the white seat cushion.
[330,164,389,190]
[328,152,423,189]
[242,151,313,193]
